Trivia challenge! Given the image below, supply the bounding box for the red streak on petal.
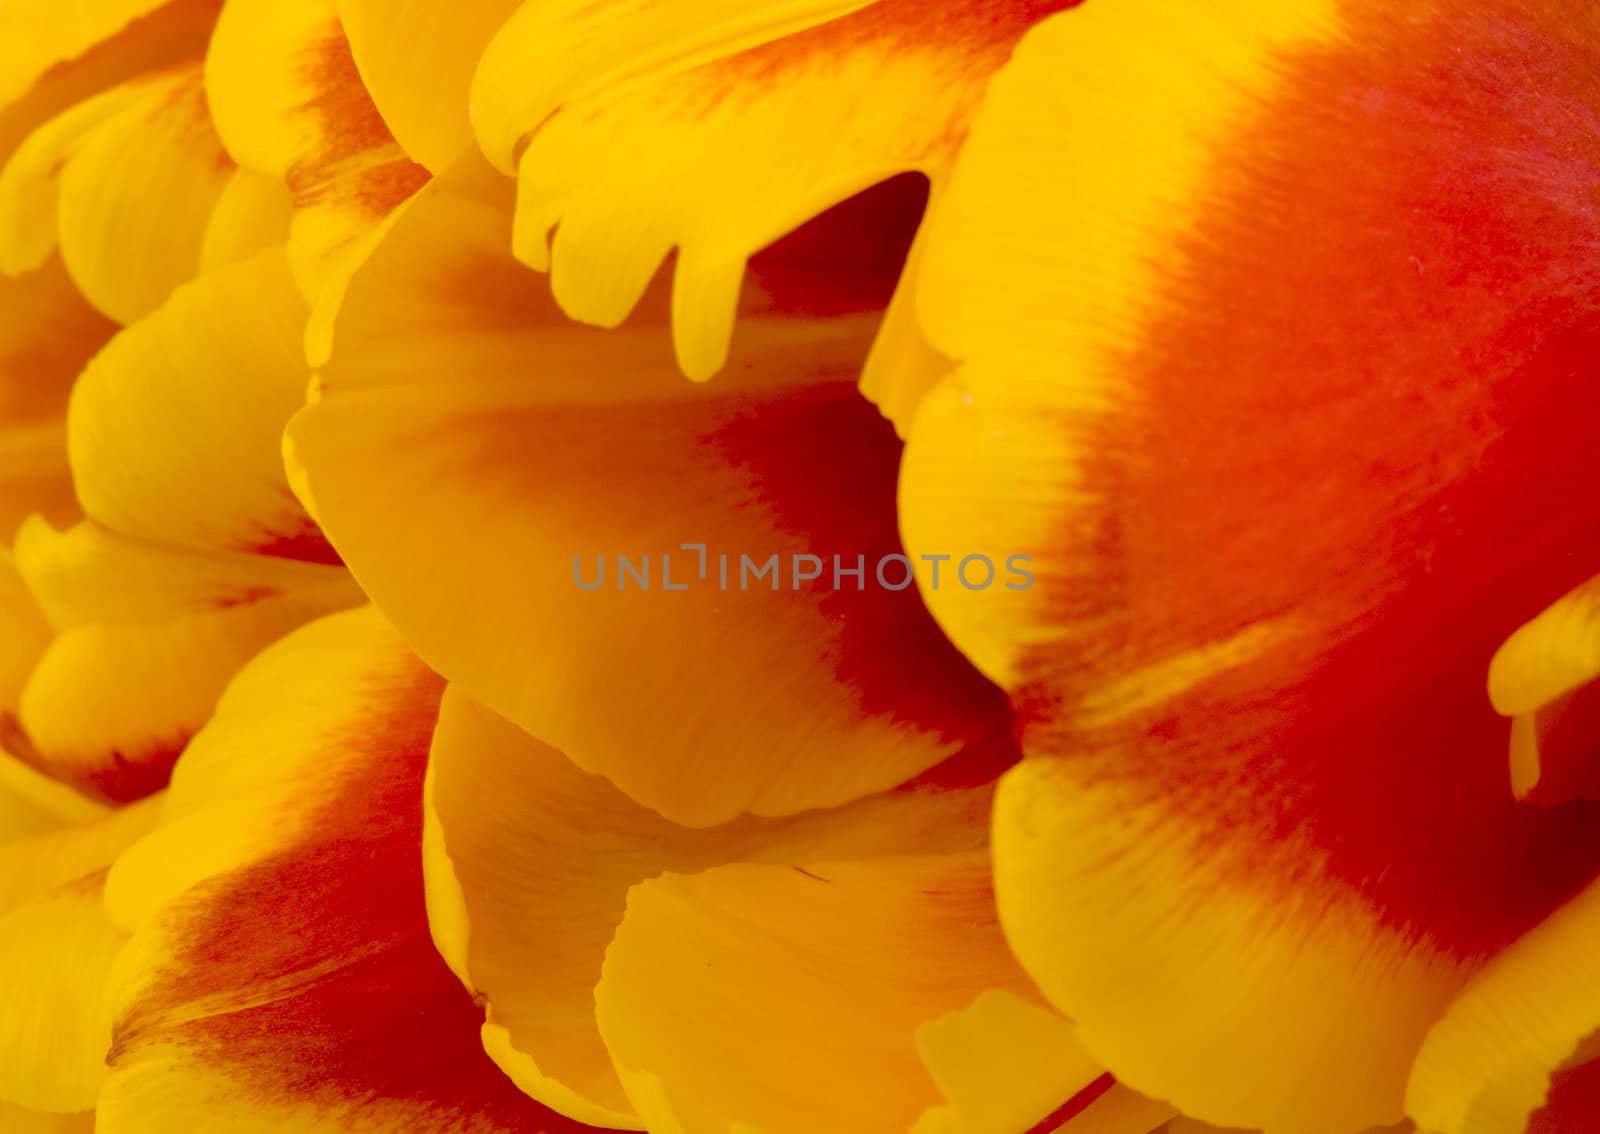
[1023,0,1600,958]
[112,663,612,1128]
[709,383,1020,787]
[1023,1072,1116,1134]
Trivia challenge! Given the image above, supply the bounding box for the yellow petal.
[197,167,294,273]
[595,853,1039,1134]
[336,0,524,172]
[0,254,117,536]
[1407,874,1600,1134]
[1,64,234,324]
[0,0,177,109]
[0,799,160,1111]
[0,879,124,1112]
[0,0,220,174]
[0,548,51,713]
[204,0,429,299]
[1490,574,1600,716]
[290,155,1012,827]
[427,685,1001,1123]
[13,518,358,629]
[913,991,1169,1134]
[474,0,1068,378]
[68,249,335,562]
[15,591,357,802]
[0,1104,92,1134]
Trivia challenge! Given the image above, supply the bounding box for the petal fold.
[290,157,1013,828]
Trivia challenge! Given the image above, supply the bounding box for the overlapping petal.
[0,775,158,1117]
[289,157,1015,828]
[336,0,524,173]
[427,685,1016,1125]
[0,62,233,325]
[204,0,429,299]
[892,2,1600,1131]
[101,606,609,1133]
[473,0,1074,381]
[0,255,116,536]
[0,249,362,801]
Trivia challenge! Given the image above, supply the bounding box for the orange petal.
[101,607,621,1133]
[68,249,337,562]
[290,156,1013,827]
[593,853,1044,1134]
[473,0,1073,378]
[427,685,1005,1123]
[896,3,1600,1131]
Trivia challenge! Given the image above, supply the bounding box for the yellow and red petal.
[13,591,356,803]
[426,684,1005,1124]
[473,0,1073,378]
[0,63,233,324]
[593,854,1044,1134]
[101,607,613,1133]
[896,2,1600,1131]
[204,0,429,299]
[13,519,358,629]
[1407,872,1600,1134]
[69,249,335,562]
[289,157,1013,827]
[336,0,523,173]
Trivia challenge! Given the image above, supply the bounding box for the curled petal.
[474,0,1073,378]
[427,686,1003,1123]
[594,854,1042,1133]
[290,157,1013,827]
